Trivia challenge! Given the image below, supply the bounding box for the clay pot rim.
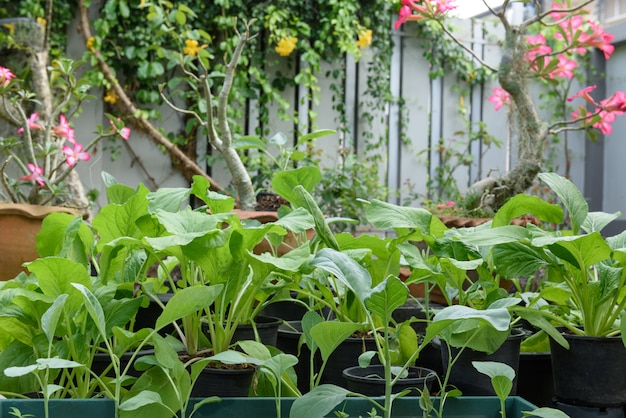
[0,202,86,219]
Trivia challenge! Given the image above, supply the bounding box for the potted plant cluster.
[0,54,131,280]
[0,165,576,418]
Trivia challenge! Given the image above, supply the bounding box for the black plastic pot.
[276,321,319,394]
[342,365,437,396]
[550,333,626,408]
[440,328,524,396]
[231,315,282,347]
[321,335,379,387]
[516,351,553,407]
[134,293,174,335]
[91,349,155,378]
[553,400,626,418]
[191,365,256,397]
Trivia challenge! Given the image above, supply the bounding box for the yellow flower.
[183,39,207,57]
[104,90,118,104]
[356,29,372,49]
[2,23,15,35]
[275,37,297,57]
[86,36,95,51]
[37,17,46,28]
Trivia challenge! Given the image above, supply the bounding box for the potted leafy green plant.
[449,172,626,411]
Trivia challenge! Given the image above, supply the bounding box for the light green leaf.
[289,384,351,418]
[272,166,322,203]
[310,249,372,303]
[366,199,432,232]
[155,285,223,331]
[119,390,163,411]
[4,364,37,377]
[523,407,571,417]
[72,283,107,338]
[493,194,563,227]
[539,172,588,234]
[365,276,408,323]
[310,321,363,362]
[41,294,68,345]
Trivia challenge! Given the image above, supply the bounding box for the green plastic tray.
[0,396,538,417]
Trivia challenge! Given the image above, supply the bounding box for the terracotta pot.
[0,203,83,280]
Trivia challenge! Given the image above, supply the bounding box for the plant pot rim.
[0,202,86,219]
[342,365,437,383]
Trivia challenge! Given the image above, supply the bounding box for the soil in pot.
[342,365,437,397]
[550,332,626,408]
[440,328,524,396]
[191,361,257,398]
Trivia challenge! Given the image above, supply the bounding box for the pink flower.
[600,91,626,113]
[62,142,91,167]
[593,109,617,135]
[109,118,131,140]
[435,0,457,14]
[395,5,413,30]
[52,114,75,143]
[567,85,597,104]
[20,164,45,187]
[525,34,552,62]
[487,87,511,111]
[548,55,577,79]
[17,113,43,134]
[0,66,15,87]
[579,21,615,60]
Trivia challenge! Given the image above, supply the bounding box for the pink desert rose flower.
[549,55,577,79]
[395,0,456,29]
[488,87,511,111]
[525,34,552,62]
[567,85,597,104]
[109,118,131,140]
[52,114,76,143]
[593,109,617,135]
[600,91,626,113]
[20,163,45,187]
[580,21,615,60]
[63,142,91,167]
[0,66,15,87]
[17,113,43,134]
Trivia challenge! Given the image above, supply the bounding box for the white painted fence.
[70,13,626,232]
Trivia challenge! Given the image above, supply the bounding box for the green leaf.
[539,172,588,234]
[72,283,107,338]
[454,225,530,247]
[366,199,432,232]
[493,194,563,227]
[289,384,351,418]
[582,211,621,234]
[299,129,335,142]
[4,364,37,377]
[309,321,363,362]
[365,276,408,324]
[146,187,190,213]
[155,285,223,331]
[270,131,288,146]
[522,407,571,417]
[310,249,372,303]
[275,207,315,233]
[290,185,338,250]
[35,358,83,369]
[119,390,163,411]
[41,294,68,345]
[232,136,267,150]
[301,310,324,353]
[472,360,515,380]
[272,166,322,203]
